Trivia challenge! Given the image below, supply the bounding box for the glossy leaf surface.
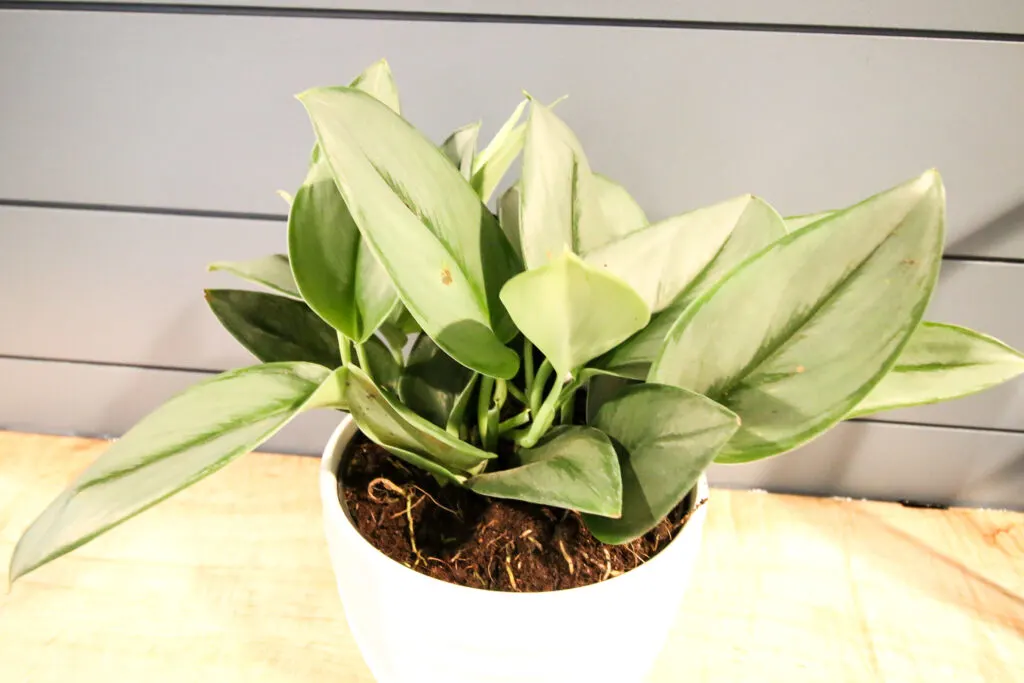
[469,426,622,517]
[851,322,1024,417]
[398,334,474,428]
[582,384,738,544]
[500,252,649,379]
[299,87,521,378]
[652,171,946,463]
[205,289,341,368]
[10,363,336,582]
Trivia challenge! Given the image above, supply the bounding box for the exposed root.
[409,484,460,517]
[558,540,575,575]
[389,494,425,519]
[367,477,405,503]
[524,535,544,552]
[520,528,533,538]
[602,547,612,582]
[405,493,424,566]
[505,553,519,591]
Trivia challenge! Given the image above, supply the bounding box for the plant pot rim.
[320,415,710,599]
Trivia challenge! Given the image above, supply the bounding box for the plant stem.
[530,359,554,415]
[338,332,352,366]
[354,341,373,383]
[516,375,564,448]
[559,388,577,425]
[523,339,535,397]
[506,382,528,406]
[498,409,531,434]
[477,376,495,450]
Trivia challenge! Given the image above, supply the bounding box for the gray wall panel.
[1,205,1021,431]
[1,12,1022,258]
[708,420,1024,511]
[0,358,343,454]
[16,1,1024,34]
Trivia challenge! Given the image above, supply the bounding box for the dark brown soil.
[340,433,706,592]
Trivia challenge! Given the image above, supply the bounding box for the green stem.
[506,382,528,406]
[477,376,495,450]
[559,388,577,425]
[354,342,373,383]
[338,332,352,366]
[523,339,535,397]
[530,359,554,415]
[516,376,564,448]
[498,409,531,434]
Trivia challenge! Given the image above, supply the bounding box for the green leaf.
[850,322,1024,417]
[651,170,946,463]
[500,251,650,379]
[288,155,398,343]
[441,121,481,179]
[361,336,403,395]
[596,195,787,374]
[582,384,739,544]
[497,183,522,260]
[298,86,521,379]
[519,100,612,268]
[785,210,834,231]
[586,195,785,313]
[470,99,528,203]
[205,289,341,368]
[592,173,648,237]
[468,426,622,516]
[344,365,493,474]
[398,334,474,428]
[348,58,401,114]
[208,254,300,299]
[9,362,338,582]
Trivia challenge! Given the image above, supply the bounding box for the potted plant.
[9,60,1024,682]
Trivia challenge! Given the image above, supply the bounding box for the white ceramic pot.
[320,416,709,683]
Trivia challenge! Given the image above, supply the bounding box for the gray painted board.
[16,1,1024,34]
[708,420,1024,511]
[1,357,1020,506]
[1,12,1022,258]
[2,205,1022,430]
[0,358,343,455]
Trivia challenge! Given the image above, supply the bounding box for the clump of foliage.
[11,60,1024,582]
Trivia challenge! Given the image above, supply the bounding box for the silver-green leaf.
[651,170,946,463]
[441,121,481,179]
[468,426,622,517]
[500,251,650,379]
[596,195,787,375]
[851,322,1024,417]
[785,210,834,231]
[298,86,521,379]
[582,384,739,544]
[592,173,648,237]
[470,98,528,203]
[398,334,474,428]
[344,365,493,475]
[9,362,338,583]
[208,254,300,299]
[205,289,341,368]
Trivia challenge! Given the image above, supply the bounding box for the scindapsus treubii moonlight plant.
[10,60,1024,583]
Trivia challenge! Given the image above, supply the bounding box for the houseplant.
[9,59,1024,680]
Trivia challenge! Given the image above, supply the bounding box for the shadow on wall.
[948,199,1024,257]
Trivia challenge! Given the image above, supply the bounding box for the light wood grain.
[1,432,1021,682]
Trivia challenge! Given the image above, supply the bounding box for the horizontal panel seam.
[0,2,1022,42]
[1,355,1022,436]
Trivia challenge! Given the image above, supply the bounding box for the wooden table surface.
[1,431,1021,682]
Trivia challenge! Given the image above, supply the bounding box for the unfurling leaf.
[652,170,946,463]
[582,384,738,544]
[596,195,787,375]
[441,121,481,179]
[469,426,622,517]
[9,363,341,582]
[298,87,521,379]
[471,99,528,203]
[208,254,300,299]
[851,322,1024,417]
[500,252,650,379]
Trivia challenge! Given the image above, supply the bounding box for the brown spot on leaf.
[441,268,453,286]
[795,365,805,373]
[902,258,918,265]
